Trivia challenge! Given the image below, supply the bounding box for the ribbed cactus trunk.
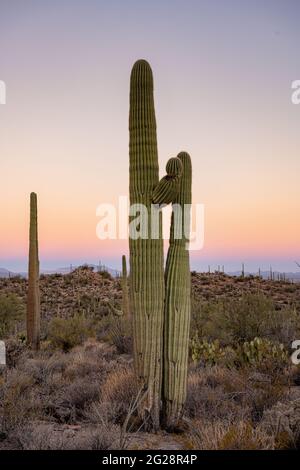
[129,60,165,430]
[121,255,130,317]
[163,152,192,430]
[26,192,40,350]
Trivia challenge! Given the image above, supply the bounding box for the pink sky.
[0,1,300,272]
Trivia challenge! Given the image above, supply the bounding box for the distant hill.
[40,264,121,277]
[228,271,300,282]
[1,265,300,281]
[0,268,12,278]
[0,264,121,279]
[0,268,24,278]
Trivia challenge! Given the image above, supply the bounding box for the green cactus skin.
[129,59,165,430]
[26,192,40,350]
[121,255,130,317]
[163,151,192,430]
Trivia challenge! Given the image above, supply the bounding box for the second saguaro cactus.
[163,152,192,429]
[26,192,40,350]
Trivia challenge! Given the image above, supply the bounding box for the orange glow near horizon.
[1,1,299,272]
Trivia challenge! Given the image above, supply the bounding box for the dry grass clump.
[185,365,288,436]
[189,419,275,450]
[100,365,138,424]
[0,337,124,433]
[15,422,120,450]
[260,399,300,449]
[186,366,251,422]
[184,358,296,450]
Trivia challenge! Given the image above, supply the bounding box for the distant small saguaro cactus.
[26,192,40,350]
[121,255,130,317]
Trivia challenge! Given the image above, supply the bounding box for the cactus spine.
[26,192,40,350]
[129,60,165,430]
[163,152,192,429]
[121,255,130,317]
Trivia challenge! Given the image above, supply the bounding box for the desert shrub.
[249,381,287,422]
[48,378,101,423]
[70,424,120,450]
[108,316,132,354]
[98,270,113,280]
[49,273,63,279]
[190,293,300,348]
[260,399,300,449]
[186,368,250,422]
[265,306,300,348]
[100,366,137,423]
[95,313,116,342]
[185,365,287,425]
[0,369,38,432]
[189,419,274,450]
[16,422,120,450]
[0,293,25,337]
[76,294,104,316]
[7,275,24,283]
[47,314,92,351]
[4,338,27,367]
[210,294,277,344]
[0,339,124,448]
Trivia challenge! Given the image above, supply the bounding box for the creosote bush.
[47,314,93,351]
[191,293,300,349]
[0,293,25,338]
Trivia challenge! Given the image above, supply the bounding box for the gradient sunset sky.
[0,0,300,273]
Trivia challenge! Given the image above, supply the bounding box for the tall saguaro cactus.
[163,152,192,429]
[129,60,165,429]
[26,192,40,350]
[121,255,130,317]
[129,60,192,431]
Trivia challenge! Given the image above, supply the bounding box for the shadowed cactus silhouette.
[26,192,40,350]
[129,60,192,430]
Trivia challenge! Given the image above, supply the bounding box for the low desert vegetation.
[0,269,300,449]
[0,293,25,338]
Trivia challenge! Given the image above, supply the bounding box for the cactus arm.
[152,157,183,206]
